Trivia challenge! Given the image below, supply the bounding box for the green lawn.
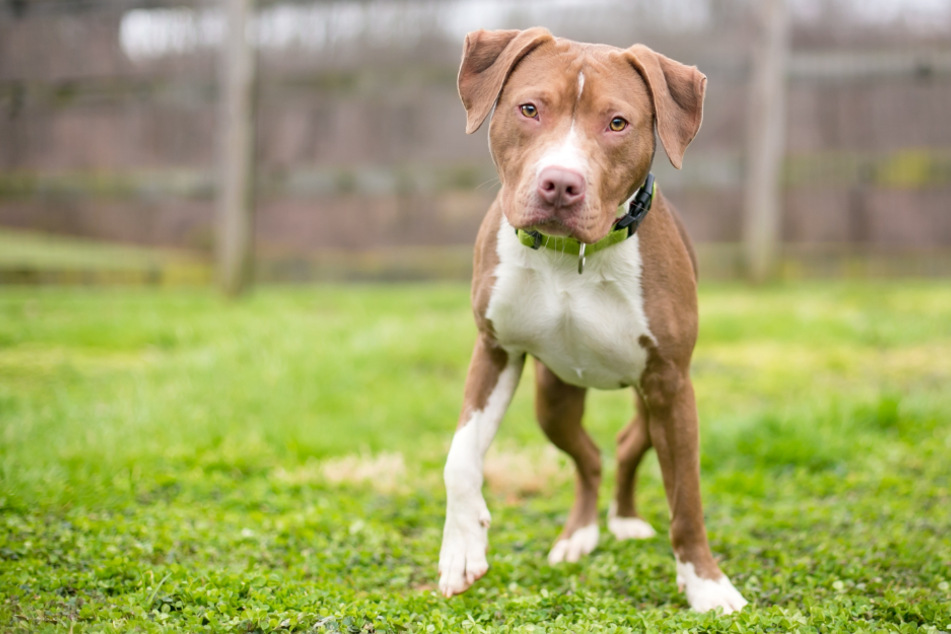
[1,282,949,632]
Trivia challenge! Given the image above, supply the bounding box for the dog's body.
[438,28,747,613]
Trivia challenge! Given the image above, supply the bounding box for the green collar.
[516,223,628,256]
[515,173,656,274]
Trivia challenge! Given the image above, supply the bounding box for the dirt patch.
[484,444,572,504]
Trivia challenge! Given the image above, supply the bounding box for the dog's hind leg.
[534,359,602,564]
[609,389,657,540]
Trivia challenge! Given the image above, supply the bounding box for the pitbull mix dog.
[437,28,747,613]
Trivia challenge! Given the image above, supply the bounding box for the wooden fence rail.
[3,150,950,202]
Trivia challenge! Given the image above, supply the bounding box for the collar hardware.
[524,229,543,250]
[615,172,655,237]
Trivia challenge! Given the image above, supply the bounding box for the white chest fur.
[486,218,655,390]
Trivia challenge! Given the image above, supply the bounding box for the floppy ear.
[626,44,706,169]
[457,27,554,134]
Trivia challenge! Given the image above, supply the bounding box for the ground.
[0,281,949,632]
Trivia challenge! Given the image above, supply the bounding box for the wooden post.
[216,0,257,297]
[742,0,790,283]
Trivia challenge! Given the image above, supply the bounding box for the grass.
[0,229,210,286]
[0,281,949,632]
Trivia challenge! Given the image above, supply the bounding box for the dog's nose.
[537,167,586,209]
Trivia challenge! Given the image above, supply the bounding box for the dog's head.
[458,28,706,244]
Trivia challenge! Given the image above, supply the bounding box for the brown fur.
[456,333,513,427]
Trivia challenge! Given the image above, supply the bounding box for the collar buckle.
[614,172,655,237]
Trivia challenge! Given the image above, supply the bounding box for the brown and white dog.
[438,28,747,613]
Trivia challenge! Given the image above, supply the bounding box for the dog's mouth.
[529,218,573,237]
[520,213,612,245]
[508,189,616,243]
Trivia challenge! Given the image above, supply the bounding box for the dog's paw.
[677,559,748,614]
[547,523,599,564]
[607,503,656,540]
[438,505,491,597]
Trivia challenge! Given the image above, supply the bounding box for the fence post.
[216,0,257,297]
[742,0,790,283]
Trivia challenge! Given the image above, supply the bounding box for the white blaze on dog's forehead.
[577,71,585,99]
[534,122,588,177]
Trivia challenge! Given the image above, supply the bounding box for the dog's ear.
[625,45,706,170]
[458,27,554,134]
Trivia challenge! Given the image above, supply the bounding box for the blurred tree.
[216,0,257,297]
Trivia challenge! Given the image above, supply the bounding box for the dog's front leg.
[643,367,748,613]
[439,336,524,597]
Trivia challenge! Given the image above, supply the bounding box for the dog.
[437,27,747,613]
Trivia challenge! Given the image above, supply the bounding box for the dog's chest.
[486,221,654,390]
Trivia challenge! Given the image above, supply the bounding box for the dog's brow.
[508,90,557,108]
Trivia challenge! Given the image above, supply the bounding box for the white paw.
[438,502,491,597]
[547,523,599,564]
[607,503,656,540]
[676,559,748,614]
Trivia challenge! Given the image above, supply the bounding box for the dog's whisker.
[476,177,501,191]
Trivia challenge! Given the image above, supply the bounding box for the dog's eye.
[609,117,628,132]
[520,104,539,119]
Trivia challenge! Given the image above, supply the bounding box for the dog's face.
[488,41,656,242]
[458,28,706,244]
